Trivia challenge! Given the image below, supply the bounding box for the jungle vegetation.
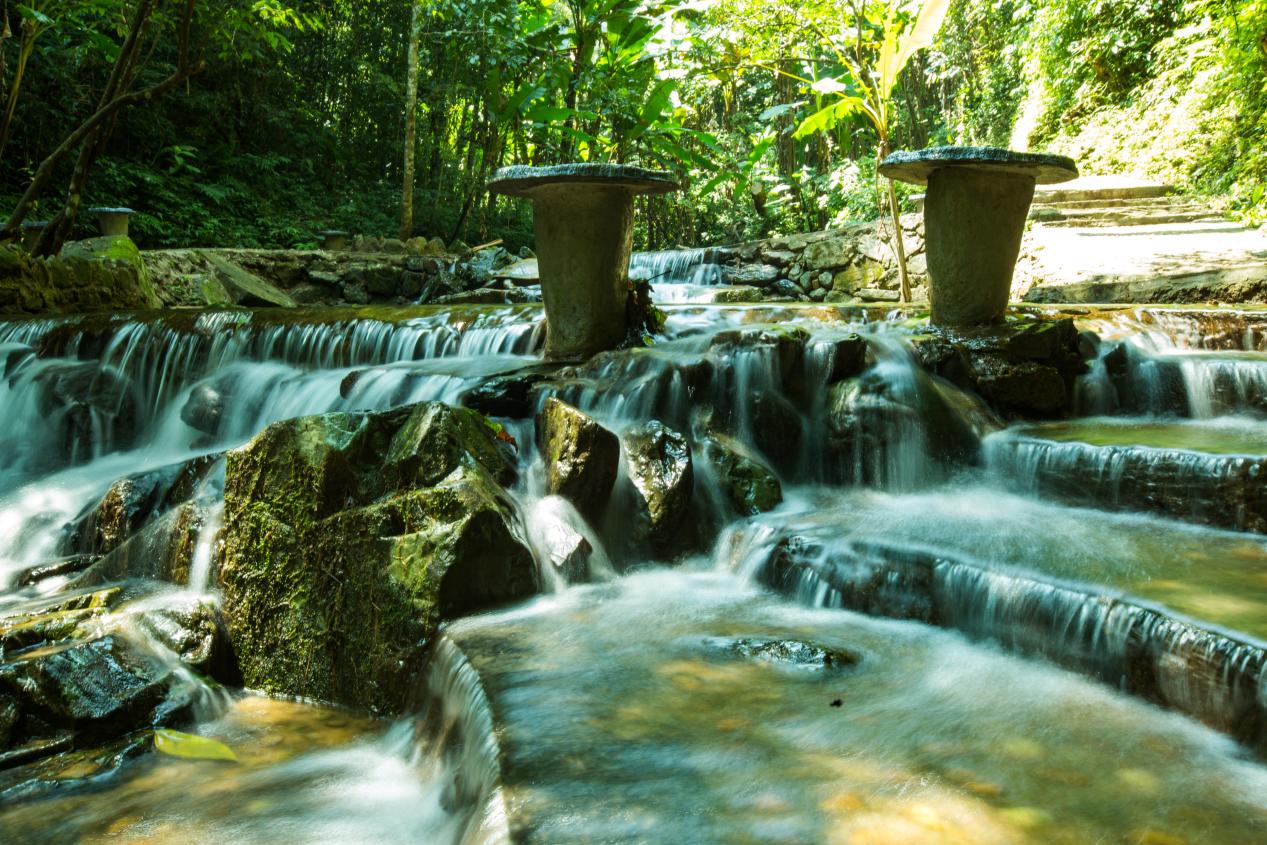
[0,0,1263,253]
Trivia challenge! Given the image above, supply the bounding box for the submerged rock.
[709,637,862,670]
[827,366,983,483]
[537,398,620,525]
[526,497,596,584]
[622,421,694,556]
[32,361,139,457]
[219,401,536,712]
[180,382,227,436]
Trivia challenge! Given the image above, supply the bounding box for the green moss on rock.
[0,236,160,316]
[219,401,536,713]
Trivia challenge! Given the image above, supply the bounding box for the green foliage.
[1,0,1261,248]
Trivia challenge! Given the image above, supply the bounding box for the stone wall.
[142,242,532,309]
[0,236,161,317]
[712,214,927,303]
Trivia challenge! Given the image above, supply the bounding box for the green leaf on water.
[154,729,238,762]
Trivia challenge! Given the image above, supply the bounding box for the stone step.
[1033,175,1174,204]
[1031,207,1223,228]
[743,489,1267,754]
[1034,194,1204,211]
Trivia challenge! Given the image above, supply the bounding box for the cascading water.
[630,247,728,304]
[4,301,1267,843]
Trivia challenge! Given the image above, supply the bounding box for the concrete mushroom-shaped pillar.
[880,146,1077,327]
[488,163,678,361]
[88,207,134,238]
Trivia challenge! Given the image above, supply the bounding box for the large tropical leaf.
[792,97,869,139]
[893,0,952,90]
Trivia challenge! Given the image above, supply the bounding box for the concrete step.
[1034,195,1204,211]
[1033,175,1174,204]
[1031,207,1224,228]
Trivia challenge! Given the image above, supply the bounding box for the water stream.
[1,303,1266,842]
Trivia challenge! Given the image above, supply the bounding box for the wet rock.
[967,354,1068,418]
[708,325,809,386]
[722,264,780,287]
[219,401,536,712]
[0,636,183,752]
[79,502,204,587]
[702,435,782,516]
[180,382,227,436]
[819,334,870,384]
[713,637,861,670]
[14,555,97,588]
[622,421,694,555]
[63,455,220,557]
[107,597,237,680]
[2,342,33,377]
[827,367,982,481]
[751,390,804,473]
[537,398,620,524]
[461,368,556,419]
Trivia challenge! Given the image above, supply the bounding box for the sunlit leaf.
[792,97,867,139]
[154,729,239,763]
[810,77,848,95]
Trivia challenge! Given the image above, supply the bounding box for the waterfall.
[630,248,727,304]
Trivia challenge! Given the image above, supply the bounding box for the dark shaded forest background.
[2,0,1263,253]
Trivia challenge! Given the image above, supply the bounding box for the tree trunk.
[0,16,38,163]
[3,0,200,251]
[399,0,423,240]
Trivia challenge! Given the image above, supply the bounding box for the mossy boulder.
[0,237,160,316]
[537,398,620,525]
[219,401,536,712]
[702,434,782,516]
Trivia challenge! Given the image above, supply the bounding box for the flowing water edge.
[0,300,1265,843]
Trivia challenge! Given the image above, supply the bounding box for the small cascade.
[1081,335,1267,418]
[187,499,224,594]
[409,637,510,845]
[521,496,614,590]
[1081,307,1267,352]
[631,248,723,285]
[985,419,1267,533]
[724,506,1267,751]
